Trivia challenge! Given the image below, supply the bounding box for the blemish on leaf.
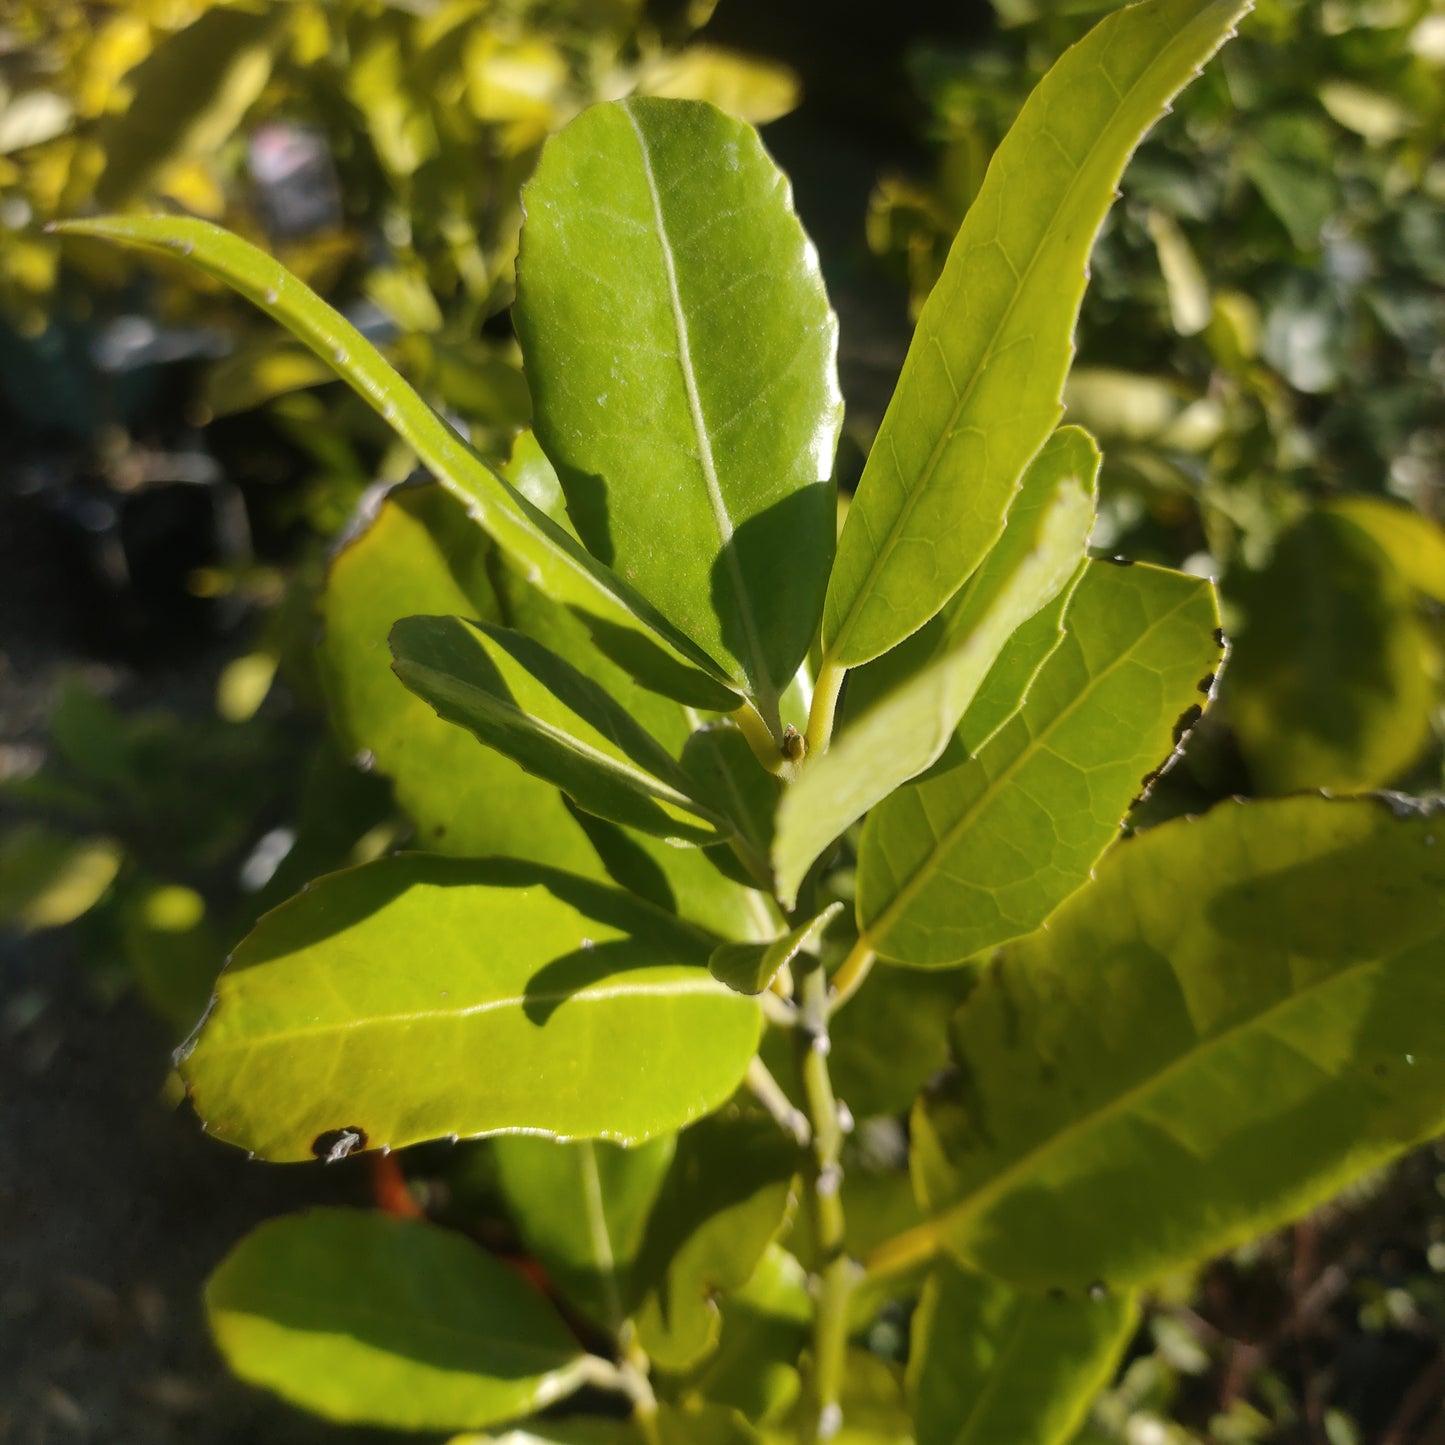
[1197,672,1216,695]
[1171,704,1203,747]
[312,1126,367,1162]
[1212,626,1226,648]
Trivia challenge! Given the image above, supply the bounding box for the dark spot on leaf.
[1197,673,1216,695]
[433,824,447,838]
[1172,704,1204,747]
[1040,1062,1057,1085]
[1047,1286,1067,1302]
[312,1127,367,1163]
[1373,1063,1389,1080]
[1212,626,1226,648]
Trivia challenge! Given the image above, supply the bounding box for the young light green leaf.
[492,1135,676,1334]
[320,483,604,874]
[515,97,841,714]
[391,615,730,845]
[633,1113,799,1371]
[709,901,843,996]
[858,560,1222,965]
[775,432,1098,908]
[822,0,1250,667]
[180,855,761,1158]
[54,215,740,712]
[907,1262,1138,1445]
[206,1209,592,1431]
[911,794,1445,1291]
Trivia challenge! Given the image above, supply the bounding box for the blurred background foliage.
[2,1,1445,1443]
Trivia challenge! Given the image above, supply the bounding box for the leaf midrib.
[938,930,1412,1252]
[864,586,1199,952]
[828,4,1228,663]
[621,100,775,705]
[199,974,738,1056]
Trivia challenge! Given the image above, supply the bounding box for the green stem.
[803,655,847,758]
[735,698,789,774]
[794,961,857,1442]
[827,937,876,1017]
[863,1217,944,1284]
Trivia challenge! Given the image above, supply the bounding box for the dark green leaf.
[913,794,1445,1290]
[180,855,761,1158]
[822,0,1248,667]
[515,98,841,712]
[858,560,1222,965]
[709,902,843,996]
[207,1208,589,1430]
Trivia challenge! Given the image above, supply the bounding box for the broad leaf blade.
[822,0,1249,667]
[515,98,842,710]
[180,855,761,1158]
[55,215,740,711]
[858,560,1221,966]
[320,483,603,873]
[206,1209,589,1431]
[391,615,728,844]
[914,794,1445,1290]
[775,434,1097,908]
[709,901,843,996]
[493,1135,676,1334]
[908,1262,1137,1445]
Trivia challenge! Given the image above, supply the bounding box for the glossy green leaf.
[683,725,781,865]
[709,901,843,996]
[55,215,740,712]
[913,794,1445,1291]
[180,855,761,1159]
[633,1113,799,1370]
[858,560,1221,965]
[94,7,279,208]
[320,483,603,873]
[492,1134,675,1333]
[822,0,1248,667]
[1225,508,1440,793]
[206,1208,589,1431]
[391,615,729,845]
[907,1262,1137,1445]
[776,434,1097,908]
[515,97,841,711]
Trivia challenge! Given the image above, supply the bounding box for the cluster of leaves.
[0,0,796,1023]
[26,2,1445,1444]
[869,0,1445,801]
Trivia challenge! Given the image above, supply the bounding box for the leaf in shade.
[515,98,841,713]
[822,0,1248,668]
[391,615,729,845]
[908,1261,1138,1445]
[709,902,843,996]
[492,1134,676,1334]
[857,560,1221,966]
[206,1208,591,1431]
[911,795,1445,1291]
[775,431,1098,908]
[180,854,761,1158]
[55,215,740,711]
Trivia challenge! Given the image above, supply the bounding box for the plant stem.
[747,1056,811,1146]
[735,698,789,774]
[804,656,847,758]
[862,1217,944,1284]
[794,960,856,1442]
[827,937,876,1016]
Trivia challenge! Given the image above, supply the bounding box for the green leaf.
[907,1262,1138,1445]
[709,902,843,996]
[912,794,1445,1291]
[761,1351,912,1445]
[180,855,761,1159]
[0,824,121,933]
[94,7,280,208]
[320,483,602,873]
[515,97,842,712]
[391,615,730,845]
[775,432,1098,908]
[1225,508,1440,794]
[858,560,1222,966]
[55,215,740,713]
[492,1134,676,1333]
[122,881,220,1036]
[1326,497,1445,605]
[445,1404,761,1445]
[206,1208,590,1431]
[822,0,1248,667]
[633,1113,799,1371]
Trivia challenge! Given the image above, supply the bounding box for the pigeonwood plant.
[56,2,1445,1442]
